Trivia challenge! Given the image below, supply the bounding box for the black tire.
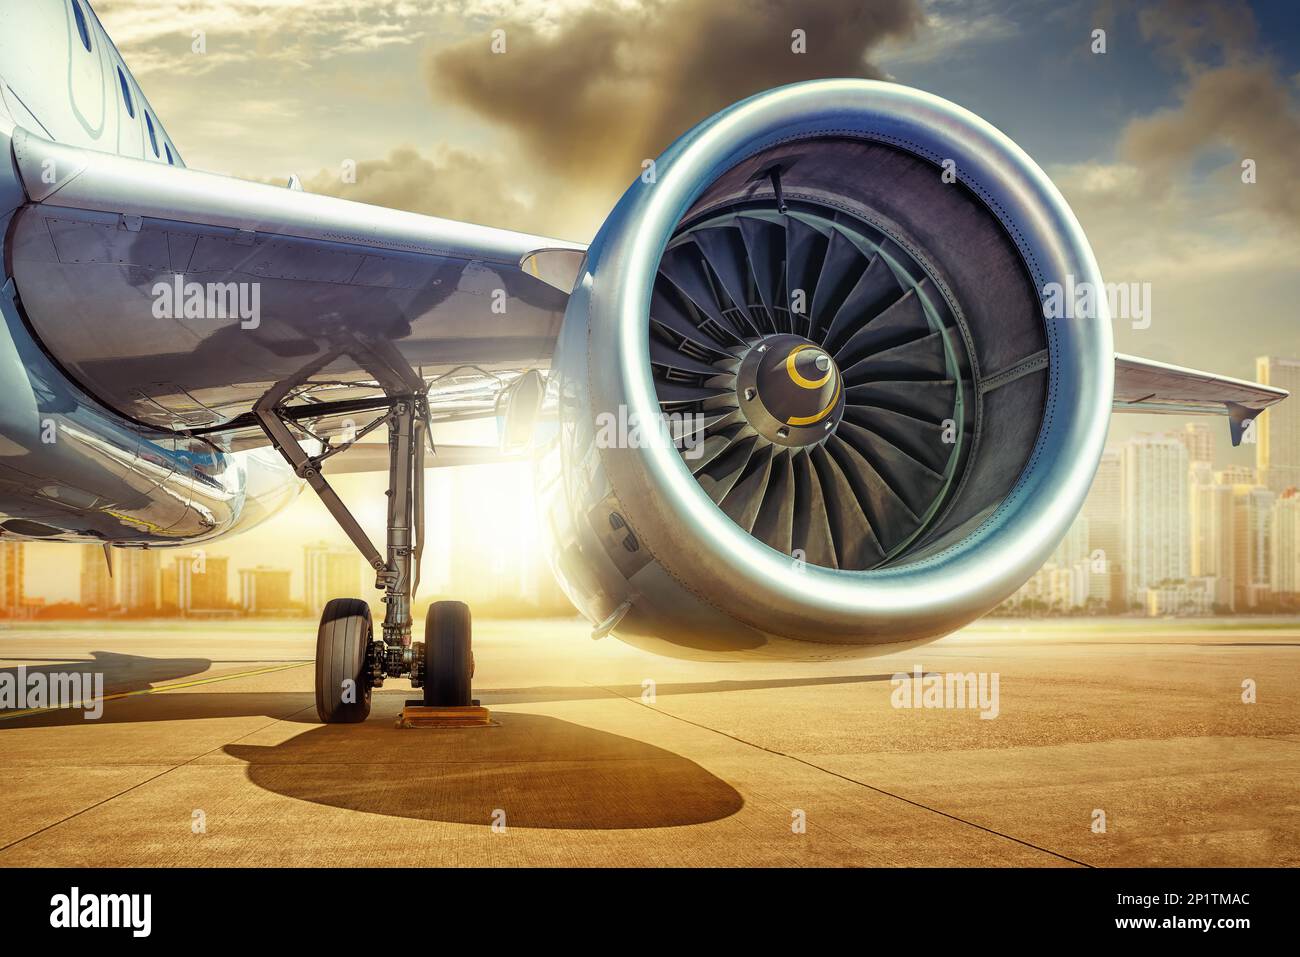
[315,598,373,723]
[424,601,473,706]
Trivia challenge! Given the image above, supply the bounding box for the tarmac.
[0,616,1296,867]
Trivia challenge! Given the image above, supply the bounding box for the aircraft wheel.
[315,598,373,723]
[423,601,473,706]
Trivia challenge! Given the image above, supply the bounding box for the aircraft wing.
[1112,352,1288,446]
[6,127,586,442]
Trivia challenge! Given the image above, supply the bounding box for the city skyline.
[1005,359,1300,616]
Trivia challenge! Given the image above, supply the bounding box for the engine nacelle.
[537,80,1112,660]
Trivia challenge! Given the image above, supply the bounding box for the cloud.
[1133,0,1258,71]
[95,0,429,75]
[1118,62,1300,229]
[301,146,544,233]
[427,0,923,197]
[1104,0,1300,232]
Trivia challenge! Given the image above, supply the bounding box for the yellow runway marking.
[0,661,310,721]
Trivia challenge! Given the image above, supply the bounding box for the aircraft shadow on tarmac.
[226,711,746,829]
[0,651,212,702]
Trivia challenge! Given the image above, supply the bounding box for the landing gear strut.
[256,380,474,723]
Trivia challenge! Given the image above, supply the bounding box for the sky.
[25,0,1300,602]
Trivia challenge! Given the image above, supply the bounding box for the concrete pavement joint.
[589,680,1095,867]
[0,702,317,856]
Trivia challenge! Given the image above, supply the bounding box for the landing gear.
[423,601,474,706]
[254,360,477,725]
[314,598,373,723]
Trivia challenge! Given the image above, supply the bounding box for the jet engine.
[537,79,1113,660]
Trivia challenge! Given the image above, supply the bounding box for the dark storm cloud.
[427,0,923,188]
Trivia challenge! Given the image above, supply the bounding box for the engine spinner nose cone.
[737,334,845,447]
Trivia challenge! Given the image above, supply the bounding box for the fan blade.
[784,215,827,339]
[834,287,929,370]
[841,330,949,384]
[809,445,886,569]
[691,227,762,333]
[719,442,776,532]
[653,379,734,406]
[696,433,761,503]
[820,255,902,354]
[844,379,957,424]
[685,425,750,474]
[651,283,743,357]
[790,450,838,569]
[659,244,750,341]
[751,449,795,554]
[648,337,732,377]
[737,215,784,325]
[841,405,953,475]
[836,419,946,519]
[825,436,919,553]
[809,228,867,343]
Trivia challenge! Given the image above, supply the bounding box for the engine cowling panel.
[537,80,1113,660]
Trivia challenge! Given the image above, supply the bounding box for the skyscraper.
[1189,464,1235,610]
[1177,422,1215,467]
[1231,485,1275,609]
[239,566,293,614]
[1218,465,1257,485]
[0,540,24,616]
[1272,489,1300,599]
[79,545,115,611]
[304,543,364,612]
[1083,449,1123,608]
[1122,434,1189,607]
[119,549,160,613]
[175,555,229,614]
[1256,357,1300,495]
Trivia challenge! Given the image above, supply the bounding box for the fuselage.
[0,0,299,545]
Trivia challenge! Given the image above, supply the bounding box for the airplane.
[0,0,1287,723]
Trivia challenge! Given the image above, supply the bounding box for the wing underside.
[6,128,584,449]
[1113,352,1288,446]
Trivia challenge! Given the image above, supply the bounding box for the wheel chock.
[397,701,494,728]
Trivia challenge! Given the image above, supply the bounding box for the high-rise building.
[1083,450,1123,608]
[239,566,293,614]
[1177,423,1215,468]
[1053,513,1089,566]
[1122,434,1189,606]
[119,549,160,613]
[175,555,229,613]
[1272,489,1300,599]
[1217,465,1257,486]
[160,563,178,611]
[304,543,364,612]
[79,544,115,611]
[1189,464,1235,610]
[0,540,24,616]
[1256,357,1300,494]
[1231,485,1275,609]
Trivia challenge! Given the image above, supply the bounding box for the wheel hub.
[735,334,844,447]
